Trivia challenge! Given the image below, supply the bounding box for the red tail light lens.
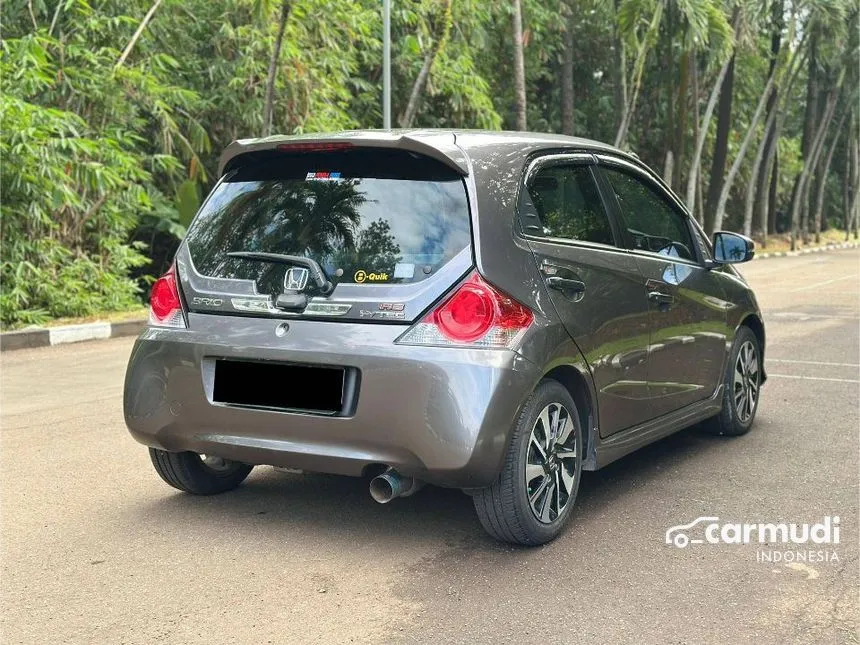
[434,281,495,342]
[397,273,533,348]
[149,265,186,328]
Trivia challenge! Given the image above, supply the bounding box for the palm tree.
[191,180,366,277]
[614,0,732,151]
[278,181,365,256]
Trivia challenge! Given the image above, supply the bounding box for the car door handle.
[647,291,675,305]
[545,276,586,293]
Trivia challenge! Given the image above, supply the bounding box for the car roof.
[218,129,635,177]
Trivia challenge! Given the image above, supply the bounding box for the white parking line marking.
[768,359,860,367]
[789,275,857,292]
[768,312,860,320]
[768,374,860,384]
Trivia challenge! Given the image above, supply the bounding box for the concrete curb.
[753,240,860,260]
[1,319,147,352]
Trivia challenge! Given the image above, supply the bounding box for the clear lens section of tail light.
[396,272,533,348]
[149,265,186,328]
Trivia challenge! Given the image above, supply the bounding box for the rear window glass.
[526,165,614,245]
[185,149,470,295]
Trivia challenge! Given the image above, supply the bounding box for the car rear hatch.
[176,144,474,325]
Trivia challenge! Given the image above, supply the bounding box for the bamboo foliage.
[0,0,857,327]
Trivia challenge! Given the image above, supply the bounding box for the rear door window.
[524,164,615,246]
[185,149,471,298]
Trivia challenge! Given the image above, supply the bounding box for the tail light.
[396,272,533,348]
[149,264,186,328]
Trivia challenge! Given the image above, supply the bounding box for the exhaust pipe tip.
[369,468,422,503]
[369,473,398,503]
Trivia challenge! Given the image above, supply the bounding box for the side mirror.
[713,231,755,264]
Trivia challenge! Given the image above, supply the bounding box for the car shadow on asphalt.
[132,423,740,550]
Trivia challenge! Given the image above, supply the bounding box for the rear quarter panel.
[460,137,600,448]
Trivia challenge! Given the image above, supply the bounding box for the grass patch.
[755,229,856,254]
[2,306,148,332]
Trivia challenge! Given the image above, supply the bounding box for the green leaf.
[175,179,201,228]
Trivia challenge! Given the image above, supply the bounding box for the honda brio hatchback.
[124,130,765,545]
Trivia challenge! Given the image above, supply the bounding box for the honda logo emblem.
[284,267,310,291]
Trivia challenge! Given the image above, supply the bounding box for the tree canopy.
[1,0,858,327]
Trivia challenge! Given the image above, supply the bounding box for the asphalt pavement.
[2,249,858,644]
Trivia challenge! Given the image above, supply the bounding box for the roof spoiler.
[218,131,470,177]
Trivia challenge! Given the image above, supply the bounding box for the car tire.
[149,449,253,495]
[472,379,583,546]
[706,326,762,436]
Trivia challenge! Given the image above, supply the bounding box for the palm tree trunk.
[848,141,860,240]
[756,115,778,239]
[614,4,663,148]
[690,57,702,223]
[612,0,627,139]
[845,115,855,237]
[400,53,434,128]
[743,41,807,238]
[663,151,674,184]
[768,149,779,235]
[754,0,783,245]
[399,0,453,128]
[561,13,575,136]
[790,85,840,249]
[800,91,835,243]
[703,54,735,234]
[790,33,818,249]
[813,109,849,242]
[685,55,731,214]
[760,120,782,242]
[712,68,777,233]
[801,94,827,244]
[742,89,778,237]
[673,48,691,190]
[512,0,527,131]
[263,0,293,137]
[764,46,811,241]
[664,5,675,185]
[756,113,777,245]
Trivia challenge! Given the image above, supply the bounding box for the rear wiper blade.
[226,251,333,295]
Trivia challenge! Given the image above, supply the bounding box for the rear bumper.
[123,314,540,488]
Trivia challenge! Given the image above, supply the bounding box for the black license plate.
[213,360,347,415]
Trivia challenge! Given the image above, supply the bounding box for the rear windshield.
[185,149,471,296]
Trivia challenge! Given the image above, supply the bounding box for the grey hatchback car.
[124,130,765,545]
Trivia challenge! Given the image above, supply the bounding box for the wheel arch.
[739,313,766,382]
[542,364,599,470]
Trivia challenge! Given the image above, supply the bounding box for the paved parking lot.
[2,249,857,644]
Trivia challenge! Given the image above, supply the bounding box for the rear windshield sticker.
[354,270,390,283]
[394,262,415,279]
[305,171,341,181]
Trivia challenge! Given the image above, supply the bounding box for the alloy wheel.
[733,340,759,423]
[525,402,578,524]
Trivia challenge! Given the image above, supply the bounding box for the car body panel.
[524,240,652,436]
[124,314,540,488]
[631,252,731,418]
